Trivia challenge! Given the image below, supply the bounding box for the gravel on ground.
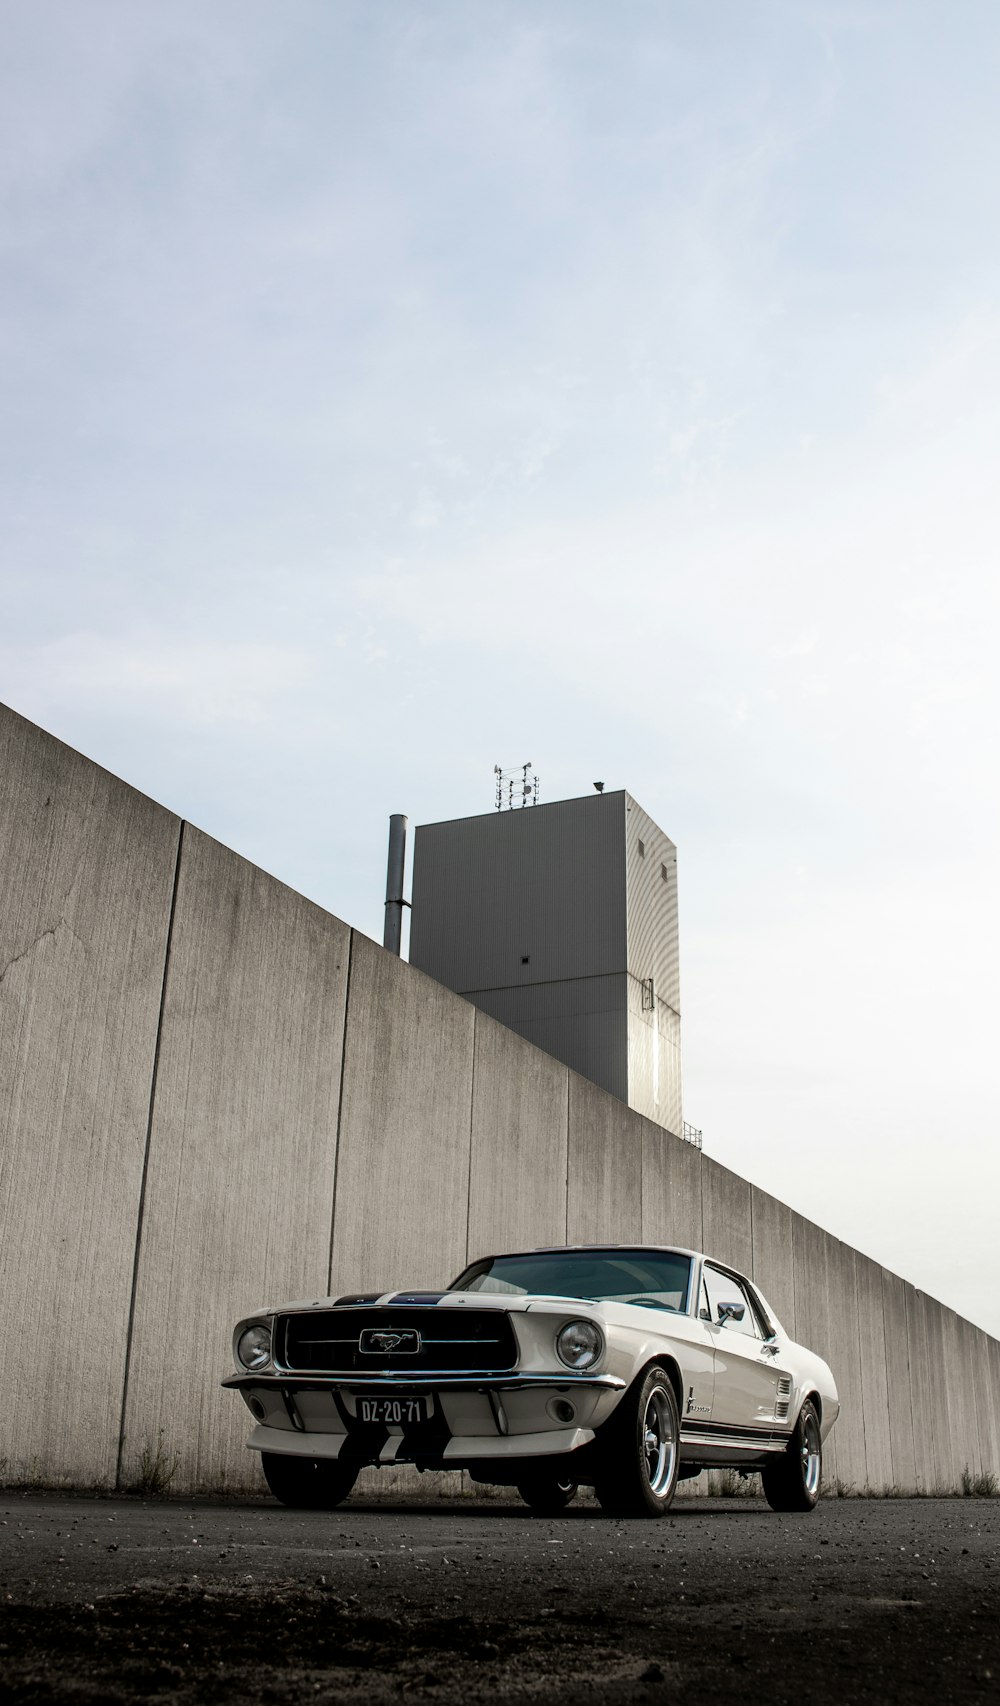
[1,1488,997,1703]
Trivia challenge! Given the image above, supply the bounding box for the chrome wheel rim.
[642,1385,677,1496]
[801,1412,821,1496]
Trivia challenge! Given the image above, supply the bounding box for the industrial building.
[409,790,681,1136]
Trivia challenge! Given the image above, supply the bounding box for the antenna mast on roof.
[494,762,540,810]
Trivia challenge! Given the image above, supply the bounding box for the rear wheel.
[516,1473,579,1515]
[260,1452,360,1509]
[761,1400,822,1511]
[594,1365,680,1517]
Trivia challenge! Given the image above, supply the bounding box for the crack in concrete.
[0,916,85,989]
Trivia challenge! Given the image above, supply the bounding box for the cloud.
[1,633,314,729]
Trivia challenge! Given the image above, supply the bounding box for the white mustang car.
[224,1245,839,1516]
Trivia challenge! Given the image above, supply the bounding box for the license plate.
[356,1396,431,1425]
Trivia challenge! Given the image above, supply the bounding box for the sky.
[3,1,1000,1335]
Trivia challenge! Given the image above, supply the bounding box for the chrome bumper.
[222,1370,625,1393]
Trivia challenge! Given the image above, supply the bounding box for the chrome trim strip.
[679,1418,787,1442]
[223,1370,625,1393]
[680,1429,786,1454]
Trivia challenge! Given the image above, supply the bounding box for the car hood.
[248,1288,612,1319]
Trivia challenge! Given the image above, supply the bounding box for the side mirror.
[717,1301,745,1327]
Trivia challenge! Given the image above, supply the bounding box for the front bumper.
[223,1368,625,1466]
[222,1371,625,1393]
[244,1419,597,1464]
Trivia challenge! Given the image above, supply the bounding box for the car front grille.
[277,1307,518,1373]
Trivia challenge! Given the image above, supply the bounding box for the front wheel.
[594,1366,680,1517]
[516,1473,579,1515]
[761,1400,822,1511]
[260,1452,360,1509]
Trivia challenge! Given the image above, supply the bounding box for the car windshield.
[451,1249,693,1313]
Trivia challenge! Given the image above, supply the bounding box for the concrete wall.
[329,935,475,1299]
[641,1117,702,1251]
[701,1157,753,1278]
[466,1016,569,1259]
[854,1254,893,1492]
[881,1269,917,1491]
[2,701,998,1495]
[0,712,179,1486]
[120,826,351,1492]
[566,1075,643,1245]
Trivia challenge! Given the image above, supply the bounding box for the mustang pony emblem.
[359,1328,421,1355]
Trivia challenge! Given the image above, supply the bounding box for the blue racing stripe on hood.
[388,1291,450,1304]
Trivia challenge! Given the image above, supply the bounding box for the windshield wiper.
[609,1297,678,1311]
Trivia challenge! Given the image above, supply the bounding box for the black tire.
[593,1365,680,1518]
[260,1452,360,1510]
[516,1473,579,1515]
[761,1400,822,1512]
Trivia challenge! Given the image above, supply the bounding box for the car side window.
[703,1266,762,1340]
[698,1276,712,1321]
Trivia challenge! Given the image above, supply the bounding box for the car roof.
[464,1244,704,1264]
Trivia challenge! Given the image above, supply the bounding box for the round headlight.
[237,1324,272,1370]
[556,1319,603,1370]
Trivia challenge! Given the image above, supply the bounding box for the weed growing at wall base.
[0,1458,103,1493]
[125,1433,179,1499]
[843,1476,1000,1498]
[961,1466,999,1497]
[15,1457,50,1492]
[707,1468,760,1497]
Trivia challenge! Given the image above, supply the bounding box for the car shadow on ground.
[244,1494,777,1521]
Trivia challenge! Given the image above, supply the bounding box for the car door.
[701,1264,781,1434]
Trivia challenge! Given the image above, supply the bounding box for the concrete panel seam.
[463,1013,479,1264]
[638,1108,643,1246]
[114,817,185,1490]
[901,1283,918,1488]
[563,1080,570,1244]
[967,1324,984,1478]
[325,928,356,1292]
[789,1204,797,1342]
[855,1259,871,1489]
[880,1276,901,1490]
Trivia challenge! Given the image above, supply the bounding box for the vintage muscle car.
[224,1244,839,1516]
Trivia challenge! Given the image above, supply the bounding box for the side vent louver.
[775,1374,793,1422]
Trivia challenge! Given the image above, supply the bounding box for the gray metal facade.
[623,795,682,1133]
[409,790,681,1134]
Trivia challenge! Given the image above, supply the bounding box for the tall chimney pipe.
[383,813,408,955]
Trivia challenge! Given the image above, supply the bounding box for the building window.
[661,863,668,882]
[521,955,530,964]
[637,839,645,857]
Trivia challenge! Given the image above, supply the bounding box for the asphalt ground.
[1,1488,997,1704]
